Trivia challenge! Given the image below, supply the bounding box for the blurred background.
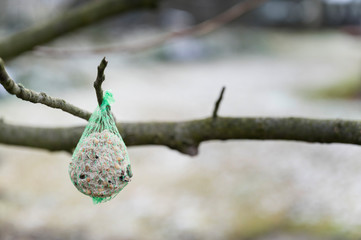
[0,0,361,239]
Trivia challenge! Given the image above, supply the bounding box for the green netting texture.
[69,91,132,204]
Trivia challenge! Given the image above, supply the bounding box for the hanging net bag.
[69,91,132,204]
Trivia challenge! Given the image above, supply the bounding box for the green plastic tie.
[101,90,115,112]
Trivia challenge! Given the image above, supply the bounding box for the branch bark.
[0,0,158,61]
[1,117,360,156]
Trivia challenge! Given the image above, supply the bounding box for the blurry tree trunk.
[0,0,158,61]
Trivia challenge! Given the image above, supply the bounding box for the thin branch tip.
[94,57,108,106]
[212,86,226,120]
[100,57,108,70]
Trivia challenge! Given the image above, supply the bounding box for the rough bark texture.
[1,117,360,156]
[0,0,158,61]
[0,59,91,120]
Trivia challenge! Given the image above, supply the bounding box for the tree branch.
[93,57,108,106]
[2,57,360,156]
[0,58,91,120]
[1,117,361,156]
[35,0,268,57]
[0,0,159,61]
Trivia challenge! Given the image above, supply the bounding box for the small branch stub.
[212,86,226,120]
[94,57,108,106]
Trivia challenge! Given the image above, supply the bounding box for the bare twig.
[35,0,268,57]
[212,86,226,120]
[94,57,108,106]
[0,0,159,61]
[1,117,361,156]
[0,58,91,120]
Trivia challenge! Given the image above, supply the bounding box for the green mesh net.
[69,91,132,204]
